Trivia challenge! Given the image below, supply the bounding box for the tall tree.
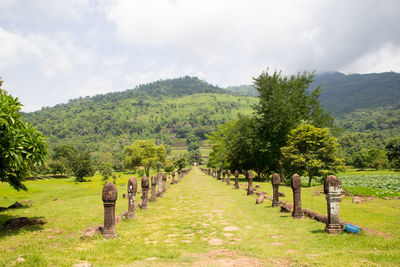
[124,139,166,176]
[253,70,333,174]
[69,151,95,182]
[0,78,48,190]
[281,124,344,187]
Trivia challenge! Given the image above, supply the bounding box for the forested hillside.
[23,77,256,155]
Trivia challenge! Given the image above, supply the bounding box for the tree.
[70,151,95,182]
[188,149,202,165]
[99,161,113,181]
[386,137,400,169]
[48,160,67,176]
[174,157,187,170]
[124,139,166,176]
[353,149,369,170]
[253,70,333,174]
[281,124,344,187]
[51,144,78,173]
[0,78,48,190]
[367,148,388,170]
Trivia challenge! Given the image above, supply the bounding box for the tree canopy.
[0,77,48,190]
[124,139,167,176]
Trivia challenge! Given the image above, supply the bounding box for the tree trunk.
[145,167,150,177]
[308,176,312,187]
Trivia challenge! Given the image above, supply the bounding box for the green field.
[1,168,399,266]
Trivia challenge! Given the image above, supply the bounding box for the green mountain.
[23,77,256,155]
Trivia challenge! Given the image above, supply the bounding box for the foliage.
[353,148,388,170]
[174,157,187,170]
[340,173,400,197]
[99,161,113,181]
[281,124,344,186]
[0,78,48,190]
[69,151,95,182]
[163,161,175,174]
[124,139,167,176]
[188,149,202,165]
[48,160,67,176]
[386,137,400,169]
[253,70,333,174]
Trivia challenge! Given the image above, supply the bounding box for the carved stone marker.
[324,175,342,234]
[222,170,226,182]
[234,170,239,189]
[157,173,163,197]
[227,170,231,185]
[127,177,137,220]
[102,182,117,238]
[217,169,221,180]
[290,174,303,219]
[171,171,176,184]
[272,173,280,207]
[150,175,157,202]
[247,171,254,195]
[140,176,149,209]
[178,170,182,181]
[162,172,167,193]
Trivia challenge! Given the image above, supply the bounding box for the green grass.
[1,168,399,266]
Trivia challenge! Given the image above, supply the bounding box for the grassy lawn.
[1,168,399,266]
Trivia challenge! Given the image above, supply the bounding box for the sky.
[1,0,399,112]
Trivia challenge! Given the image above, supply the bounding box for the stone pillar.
[150,175,157,202]
[157,173,163,197]
[272,173,280,207]
[227,170,231,185]
[162,172,167,193]
[217,169,221,180]
[247,171,254,195]
[140,176,149,209]
[102,182,117,238]
[291,174,303,219]
[222,170,226,182]
[324,175,342,234]
[127,177,137,220]
[171,171,176,184]
[234,170,239,189]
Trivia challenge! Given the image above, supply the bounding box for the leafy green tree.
[253,70,333,174]
[48,160,67,176]
[352,149,369,170]
[367,148,388,170]
[386,137,400,168]
[174,157,187,170]
[51,144,78,173]
[0,78,48,190]
[163,160,175,174]
[99,161,113,181]
[188,149,202,165]
[70,151,95,182]
[124,139,167,176]
[281,124,344,187]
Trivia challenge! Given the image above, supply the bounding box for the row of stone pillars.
[101,168,192,239]
[200,168,240,189]
[201,168,343,234]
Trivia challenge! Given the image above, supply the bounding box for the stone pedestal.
[178,170,182,182]
[234,170,239,189]
[324,175,342,234]
[162,172,167,193]
[150,175,157,202]
[247,171,254,195]
[127,177,137,220]
[171,171,176,184]
[217,169,221,180]
[140,176,149,209]
[227,170,231,185]
[102,182,117,238]
[222,170,226,182]
[290,174,303,219]
[272,173,280,207]
[157,173,163,197]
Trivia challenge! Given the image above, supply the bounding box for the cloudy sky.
[1,0,399,112]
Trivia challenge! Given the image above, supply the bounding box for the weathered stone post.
[222,170,226,182]
[227,170,231,185]
[102,182,117,238]
[127,177,137,220]
[324,175,342,234]
[213,169,216,178]
[291,174,303,219]
[247,171,254,195]
[150,175,157,202]
[234,170,239,189]
[162,172,167,193]
[171,171,176,184]
[272,173,280,207]
[157,173,163,197]
[217,169,221,180]
[178,170,182,182]
[140,176,149,209]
